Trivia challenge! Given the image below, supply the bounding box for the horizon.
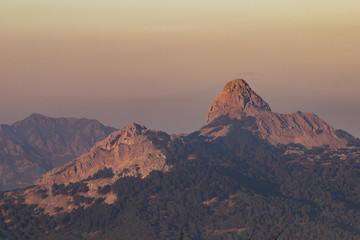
[1,0,359,137]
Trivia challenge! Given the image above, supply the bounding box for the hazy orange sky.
[1,0,359,136]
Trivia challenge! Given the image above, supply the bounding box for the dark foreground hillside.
[1,125,360,240]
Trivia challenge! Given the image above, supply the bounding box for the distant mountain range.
[0,114,115,190]
[1,79,359,239]
[1,79,349,191]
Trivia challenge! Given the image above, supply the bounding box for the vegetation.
[1,128,360,239]
[85,167,114,181]
[52,182,89,196]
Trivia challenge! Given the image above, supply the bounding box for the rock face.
[206,79,347,149]
[26,123,172,213]
[207,79,271,123]
[0,114,116,190]
[36,123,171,187]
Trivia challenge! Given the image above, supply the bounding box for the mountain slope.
[24,123,172,213]
[37,123,171,186]
[0,114,116,190]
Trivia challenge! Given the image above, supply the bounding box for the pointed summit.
[206,79,271,123]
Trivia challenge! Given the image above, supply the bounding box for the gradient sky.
[1,0,359,136]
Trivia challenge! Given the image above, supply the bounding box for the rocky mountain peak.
[205,79,348,149]
[206,79,271,123]
[35,123,170,186]
[94,123,149,149]
[121,122,147,135]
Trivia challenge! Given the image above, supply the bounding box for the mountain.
[206,79,347,148]
[0,114,116,190]
[0,80,349,192]
[24,123,172,214]
[37,123,170,186]
[1,79,359,240]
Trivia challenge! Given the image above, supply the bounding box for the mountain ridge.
[206,79,348,148]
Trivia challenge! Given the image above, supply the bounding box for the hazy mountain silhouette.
[0,114,115,190]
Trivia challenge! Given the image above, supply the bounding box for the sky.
[1,0,359,137]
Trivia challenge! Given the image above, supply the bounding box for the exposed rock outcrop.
[207,79,271,123]
[25,123,172,213]
[36,123,171,187]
